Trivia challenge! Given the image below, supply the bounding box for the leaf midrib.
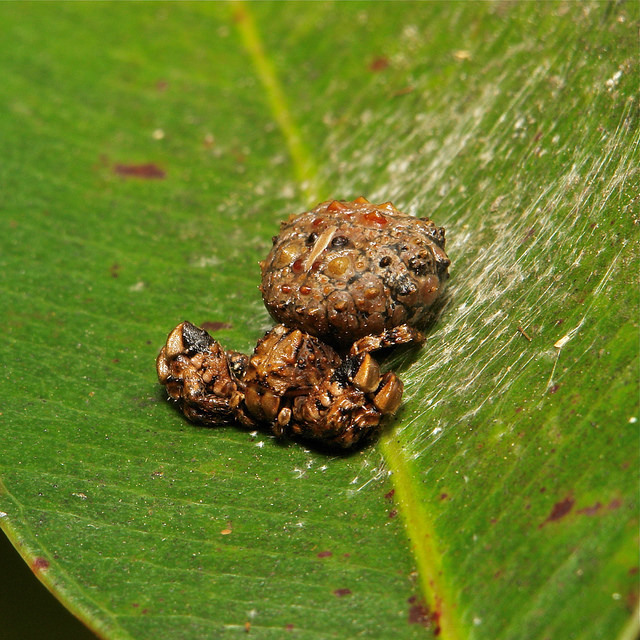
[231,3,461,638]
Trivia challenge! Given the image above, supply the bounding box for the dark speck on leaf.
[540,495,574,527]
[317,550,332,558]
[577,502,603,516]
[333,588,352,597]
[388,509,398,518]
[369,56,389,71]
[384,489,395,500]
[32,557,50,572]
[114,163,166,179]
[408,597,440,633]
[393,86,415,97]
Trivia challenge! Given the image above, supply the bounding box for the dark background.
[0,531,97,639]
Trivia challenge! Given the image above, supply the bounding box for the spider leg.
[156,321,247,425]
[372,372,404,415]
[349,323,425,356]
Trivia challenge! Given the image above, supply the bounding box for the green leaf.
[1,2,638,639]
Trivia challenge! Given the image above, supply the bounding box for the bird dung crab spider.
[156,197,450,448]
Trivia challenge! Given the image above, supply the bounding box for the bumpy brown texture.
[157,197,450,448]
[260,197,450,347]
[157,321,424,448]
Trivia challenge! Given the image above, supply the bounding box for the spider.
[156,320,424,448]
[156,198,449,448]
[260,197,450,347]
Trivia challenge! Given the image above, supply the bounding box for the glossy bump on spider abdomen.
[260,197,450,347]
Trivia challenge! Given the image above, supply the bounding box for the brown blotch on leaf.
[32,557,50,572]
[384,489,395,500]
[369,56,389,71]
[407,597,441,634]
[540,495,574,528]
[317,550,332,558]
[333,588,352,597]
[388,509,398,518]
[114,163,166,180]
[577,502,603,516]
[393,86,415,97]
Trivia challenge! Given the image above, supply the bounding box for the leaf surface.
[1,3,638,639]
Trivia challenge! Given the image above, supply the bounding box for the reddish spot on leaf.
[384,489,395,500]
[32,557,50,571]
[369,56,389,71]
[388,509,398,518]
[548,383,560,394]
[114,163,166,180]
[407,597,441,634]
[285,623,295,631]
[440,493,449,501]
[577,502,603,516]
[201,321,232,333]
[333,588,352,597]
[393,86,415,97]
[316,550,332,558]
[540,495,574,528]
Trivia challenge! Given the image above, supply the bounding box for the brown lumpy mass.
[260,197,450,347]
